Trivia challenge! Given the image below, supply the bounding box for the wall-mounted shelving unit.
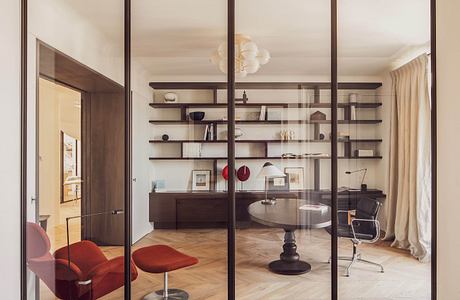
[148,81,383,191]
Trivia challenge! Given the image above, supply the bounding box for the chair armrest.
[350,218,381,243]
[87,256,138,287]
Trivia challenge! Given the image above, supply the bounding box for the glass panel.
[27,0,125,299]
[235,1,332,298]
[131,1,228,299]
[338,1,431,299]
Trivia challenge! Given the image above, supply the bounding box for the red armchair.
[26,222,138,300]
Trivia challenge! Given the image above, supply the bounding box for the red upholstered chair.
[133,245,198,300]
[26,222,138,299]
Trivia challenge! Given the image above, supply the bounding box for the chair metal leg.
[328,256,354,263]
[357,258,385,273]
[143,272,189,300]
[328,244,384,277]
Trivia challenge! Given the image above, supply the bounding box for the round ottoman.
[133,245,198,300]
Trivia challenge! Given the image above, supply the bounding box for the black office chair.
[327,198,384,277]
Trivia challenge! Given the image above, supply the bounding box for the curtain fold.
[384,54,431,262]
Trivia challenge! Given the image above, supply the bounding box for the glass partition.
[338,1,432,299]
[131,1,228,299]
[26,0,126,299]
[235,1,332,298]
[22,1,436,298]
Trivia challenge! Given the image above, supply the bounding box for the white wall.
[437,0,460,298]
[0,0,20,298]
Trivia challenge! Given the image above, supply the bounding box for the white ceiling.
[62,0,430,78]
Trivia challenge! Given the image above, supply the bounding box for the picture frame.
[268,174,290,191]
[284,167,305,190]
[192,170,212,191]
[61,131,81,203]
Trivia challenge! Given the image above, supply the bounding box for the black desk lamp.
[345,168,368,191]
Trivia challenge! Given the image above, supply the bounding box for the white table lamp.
[258,162,286,205]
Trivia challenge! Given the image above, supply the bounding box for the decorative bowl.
[164,92,178,103]
[189,111,205,121]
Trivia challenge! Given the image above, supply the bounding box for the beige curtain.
[384,54,431,262]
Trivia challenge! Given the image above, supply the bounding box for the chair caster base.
[143,289,189,300]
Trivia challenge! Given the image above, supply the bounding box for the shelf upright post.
[213,88,218,104]
[313,85,321,191]
[180,106,187,121]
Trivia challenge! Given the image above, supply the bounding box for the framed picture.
[61,131,82,203]
[192,170,212,191]
[268,174,289,191]
[284,167,305,190]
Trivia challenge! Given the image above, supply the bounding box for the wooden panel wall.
[84,92,125,245]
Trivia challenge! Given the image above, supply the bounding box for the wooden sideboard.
[149,189,385,229]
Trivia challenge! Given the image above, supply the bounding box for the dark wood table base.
[268,229,311,275]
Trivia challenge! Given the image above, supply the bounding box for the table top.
[248,198,331,230]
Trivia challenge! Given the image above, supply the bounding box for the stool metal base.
[143,289,189,300]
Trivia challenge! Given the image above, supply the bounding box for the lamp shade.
[257,162,286,179]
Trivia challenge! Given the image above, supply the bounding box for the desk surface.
[248,198,332,230]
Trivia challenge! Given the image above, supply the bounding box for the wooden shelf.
[149,82,382,90]
[149,102,382,109]
[149,156,382,161]
[149,119,382,125]
[149,139,383,144]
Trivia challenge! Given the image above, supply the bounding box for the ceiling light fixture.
[210,34,270,78]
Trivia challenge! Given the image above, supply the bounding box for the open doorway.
[38,78,82,251]
[30,41,126,299]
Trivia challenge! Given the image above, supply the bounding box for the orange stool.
[133,245,198,300]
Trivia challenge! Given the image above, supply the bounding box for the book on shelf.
[259,105,266,121]
[203,124,209,141]
[209,123,214,140]
[351,105,357,120]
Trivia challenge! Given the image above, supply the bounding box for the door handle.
[133,178,137,182]
[31,196,37,203]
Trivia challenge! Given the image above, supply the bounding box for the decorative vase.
[349,93,358,103]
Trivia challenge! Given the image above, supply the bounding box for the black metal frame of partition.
[227,0,236,299]
[19,0,438,299]
[124,0,133,297]
[430,0,438,298]
[331,0,338,298]
[20,0,28,298]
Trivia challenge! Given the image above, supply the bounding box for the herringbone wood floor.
[96,228,430,300]
[39,227,430,299]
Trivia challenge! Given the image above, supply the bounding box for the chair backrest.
[355,198,382,237]
[356,198,381,220]
[26,222,86,299]
[26,222,51,260]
